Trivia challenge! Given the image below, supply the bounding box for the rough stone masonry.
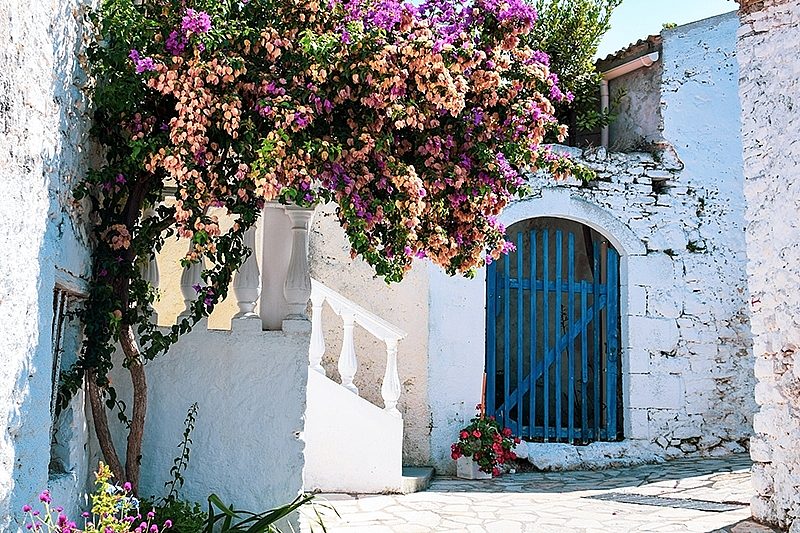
[738,0,800,530]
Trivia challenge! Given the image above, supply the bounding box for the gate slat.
[542,229,550,441]
[503,252,511,428]
[606,249,619,440]
[486,259,497,418]
[516,231,524,437]
[580,280,589,443]
[555,230,563,441]
[529,231,537,439]
[567,232,575,443]
[593,243,601,440]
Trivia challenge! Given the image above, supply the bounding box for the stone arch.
[499,188,646,258]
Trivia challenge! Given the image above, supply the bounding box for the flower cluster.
[451,406,520,476]
[21,464,173,533]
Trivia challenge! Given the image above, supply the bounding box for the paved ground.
[301,454,782,533]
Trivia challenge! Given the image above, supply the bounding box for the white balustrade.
[309,291,326,375]
[309,279,407,418]
[233,225,260,320]
[381,339,402,418]
[283,206,314,321]
[338,311,359,394]
[179,246,206,319]
[140,206,160,324]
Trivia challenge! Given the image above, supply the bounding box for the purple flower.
[39,490,51,504]
[22,505,31,512]
[116,173,126,184]
[165,30,187,56]
[181,9,212,34]
[192,284,202,293]
[129,49,156,74]
[123,482,132,492]
[164,520,173,529]
[530,50,549,66]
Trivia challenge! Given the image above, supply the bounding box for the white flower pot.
[456,456,492,480]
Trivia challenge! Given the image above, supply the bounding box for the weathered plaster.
[0,0,95,528]
[737,0,800,529]
[608,60,664,152]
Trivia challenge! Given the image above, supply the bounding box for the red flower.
[502,427,512,437]
[472,430,481,438]
[506,451,517,460]
[492,467,501,477]
[451,451,462,460]
[460,430,469,439]
[514,437,521,444]
[492,442,503,453]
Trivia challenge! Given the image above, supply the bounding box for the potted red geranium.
[451,405,520,479]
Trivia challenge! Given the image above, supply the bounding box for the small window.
[49,287,86,476]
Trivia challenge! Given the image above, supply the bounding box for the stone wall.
[737,0,800,529]
[0,0,96,528]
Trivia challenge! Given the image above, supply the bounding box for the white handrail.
[309,278,406,418]
[310,279,407,342]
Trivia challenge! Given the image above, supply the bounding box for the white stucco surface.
[737,0,800,529]
[107,321,310,526]
[0,0,95,528]
[304,370,403,493]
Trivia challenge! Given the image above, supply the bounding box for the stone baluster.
[282,206,314,328]
[233,225,260,321]
[179,247,205,319]
[337,310,359,394]
[381,338,402,418]
[140,206,160,324]
[309,291,326,375]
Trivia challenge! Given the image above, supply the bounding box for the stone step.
[400,466,434,494]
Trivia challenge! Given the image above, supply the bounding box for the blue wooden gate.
[486,223,622,444]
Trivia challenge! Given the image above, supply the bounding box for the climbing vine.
[63,0,592,491]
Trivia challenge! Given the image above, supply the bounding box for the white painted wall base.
[106,322,310,526]
[304,369,403,493]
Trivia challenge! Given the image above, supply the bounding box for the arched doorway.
[486,217,623,444]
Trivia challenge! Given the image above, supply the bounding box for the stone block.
[628,372,683,409]
[752,463,774,496]
[750,436,773,463]
[647,287,683,318]
[627,284,647,316]
[525,443,581,471]
[626,408,650,440]
[629,316,680,352]
[628,253,676,288]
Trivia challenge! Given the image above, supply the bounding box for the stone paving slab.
[300,454,784,532]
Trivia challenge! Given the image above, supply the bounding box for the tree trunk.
[87,370,125,482]
[120,323,147,494]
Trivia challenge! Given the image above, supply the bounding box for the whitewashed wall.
[107,322,310,526]
[738,0,800,529]
[428,12,753,473]
[0,0,95,529]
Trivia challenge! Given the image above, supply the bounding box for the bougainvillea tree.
[63,0,591,491]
